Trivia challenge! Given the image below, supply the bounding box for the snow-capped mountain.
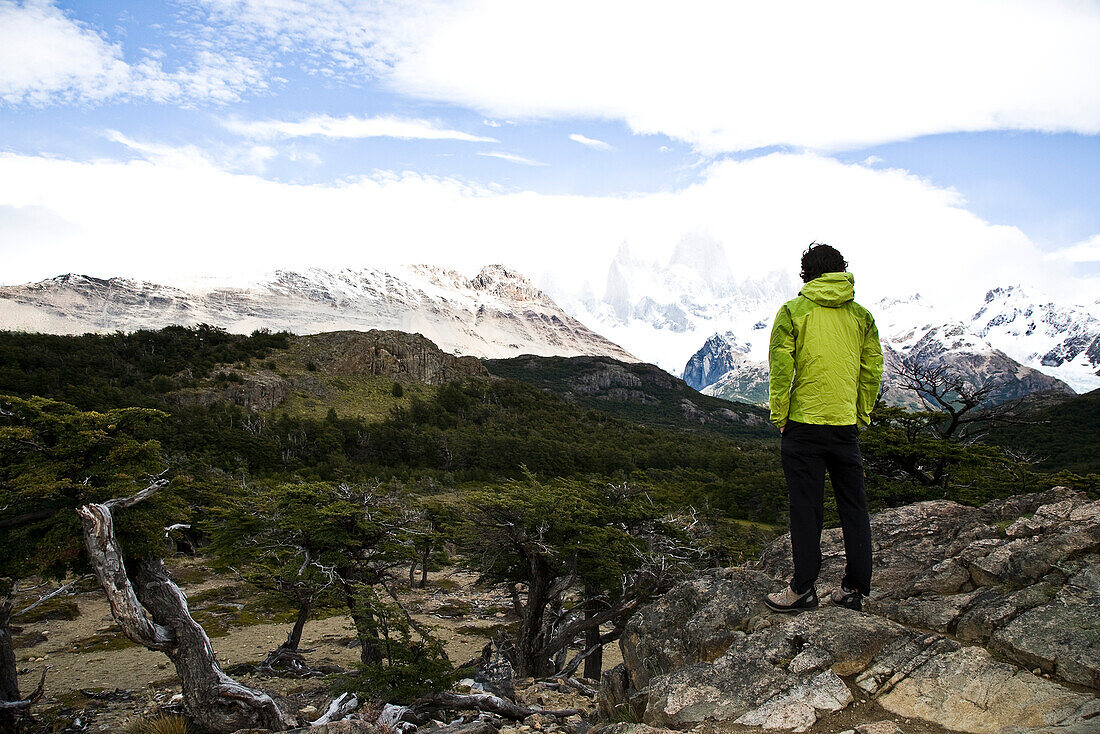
[689,334,770,406]
[692,329,1074,409]
[546,239,1096,403]
[686,293,1080,408]
[0,265,636,362]
[969,286,1100,393]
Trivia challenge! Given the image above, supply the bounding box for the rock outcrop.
[601,488,1100,733]
[168,330,488,413]
[297,330,487,385]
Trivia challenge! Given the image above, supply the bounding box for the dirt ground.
[11,560,622,731]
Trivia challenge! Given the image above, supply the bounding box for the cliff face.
[600,488,1100,733]
[297,330,487,385]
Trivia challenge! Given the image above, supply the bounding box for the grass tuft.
[123,714,192,734]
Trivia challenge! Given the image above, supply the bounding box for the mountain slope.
[0,265,636,362]
[484,354,772,438]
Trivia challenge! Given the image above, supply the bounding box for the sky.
[1,0,1098,311]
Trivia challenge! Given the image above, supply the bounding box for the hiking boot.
[830,584,863,611]
[764,584,818,613]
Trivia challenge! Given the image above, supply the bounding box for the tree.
[0,395,294,732]
[459,474,698,680]
[407,497,456,588]
[894,362,1024,444]
[860,363,1035,504]
[208,480,450,695]
[205,482,342,675]
[0,395,171,726]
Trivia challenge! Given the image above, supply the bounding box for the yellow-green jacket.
[768,272,884,428]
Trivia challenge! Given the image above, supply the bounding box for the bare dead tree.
[895,361,1028,443]
[78,482,296,733]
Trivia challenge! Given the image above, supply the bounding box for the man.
[764,242,884,613]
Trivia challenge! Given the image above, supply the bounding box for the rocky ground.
[602,487,1100,734]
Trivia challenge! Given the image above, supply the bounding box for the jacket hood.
[799,272,855,307]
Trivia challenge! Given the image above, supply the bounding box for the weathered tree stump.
[79,499,296,732]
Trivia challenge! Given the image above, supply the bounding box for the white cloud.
[863,156,883,166]
[0,0,130,104]
[379,0,1100,152]
[1048,234,1100,263]
[0,148,1089,312]
[225,114,497,142]
[189,0,431,80]
[0,1,267,105]
[11,1,1096,151]
[476,151,547,166]
[569,133,613,151]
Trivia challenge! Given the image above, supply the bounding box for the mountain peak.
[983,284,1050,306]
[877,293,925,309]
[469,264,545,303]
[669,233,734,296]
[683,330,755,391]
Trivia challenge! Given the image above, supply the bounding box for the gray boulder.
[757,487,1100,691]
[604,489,1100,733]
[619,568,773,691]
[877,645,1100,732]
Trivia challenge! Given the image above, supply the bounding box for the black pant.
[781,421,872,596]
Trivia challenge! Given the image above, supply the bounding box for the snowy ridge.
[0,265,636,362]
[970,286,1100,393]
[544,241,1097,401]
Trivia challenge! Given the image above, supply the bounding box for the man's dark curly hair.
[800,242,848,283]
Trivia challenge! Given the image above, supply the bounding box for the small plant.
[339,641,456,704]
[306,360,318,371]
[122,714,191,734]
[392,381,404,398]
[16,596,80,623]
[608,702,642,724]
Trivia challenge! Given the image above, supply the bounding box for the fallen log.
[415,691,582,720]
